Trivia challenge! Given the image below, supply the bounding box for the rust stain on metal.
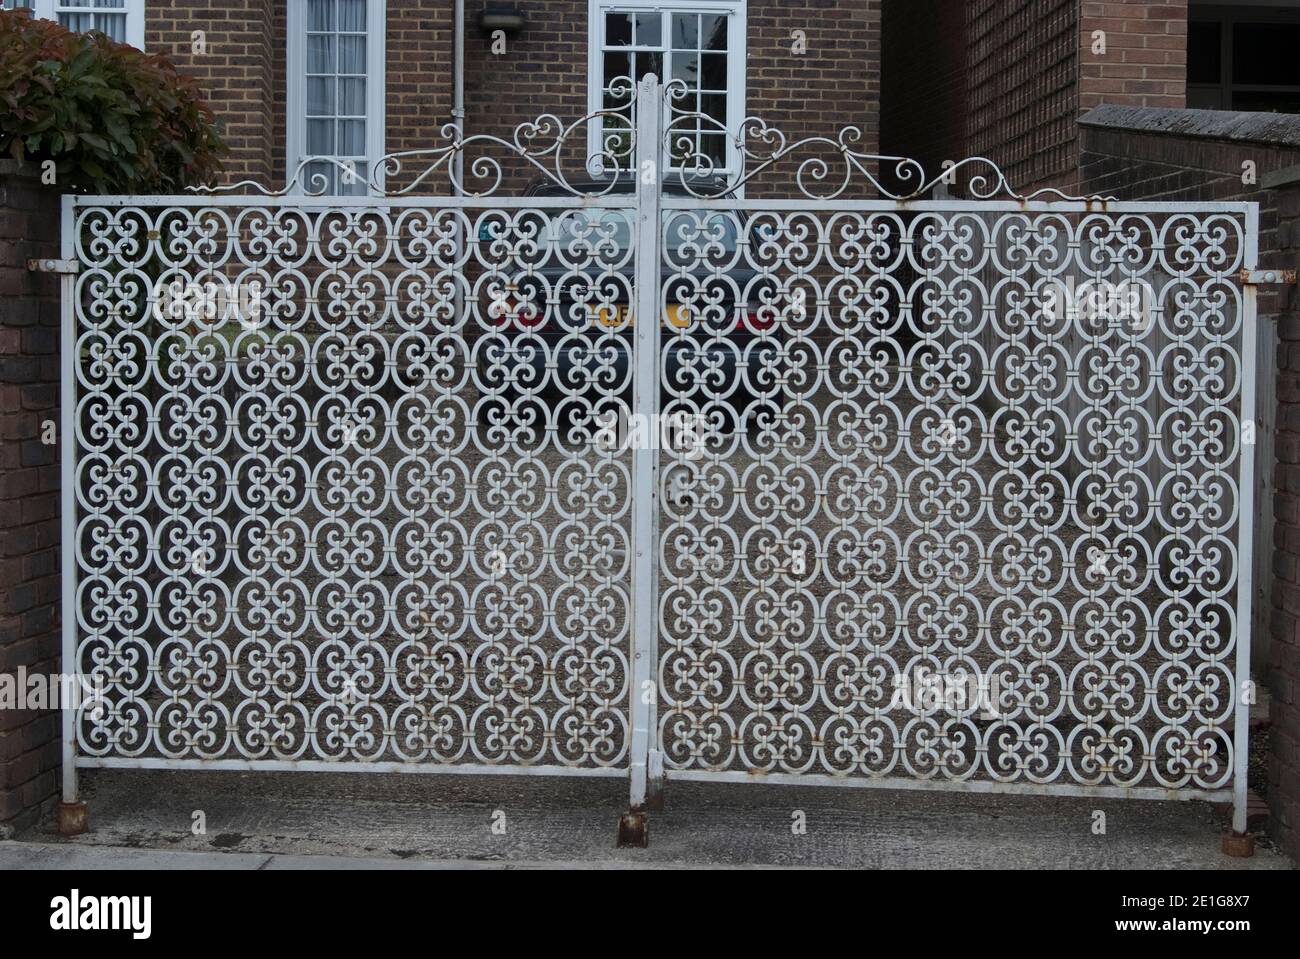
[1239,267,1298,285]
[616,810,647,848]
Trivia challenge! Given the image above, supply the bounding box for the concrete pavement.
[0,841,784,869]
[1,769,1292,869]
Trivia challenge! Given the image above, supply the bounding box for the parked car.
[473,174,781,437]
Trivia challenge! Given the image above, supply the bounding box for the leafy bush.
[0,10,226,192]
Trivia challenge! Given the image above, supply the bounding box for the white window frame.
[286,0,386,195]
[22,1,145,49]
[586,0,746,176]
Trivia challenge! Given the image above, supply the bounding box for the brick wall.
[462,0,590,195]
[742,0,880,193]
[965,0,1190,195]
[968,0,1080,193]
[0,163,62,837]
[1078,0,1187,114]
[1080,105,1300,861]
[1267,163,1300,862]
[384,0,454,178]
[145,0,277,187]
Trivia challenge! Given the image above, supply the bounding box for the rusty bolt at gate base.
[1221,830,1254,858]
[617,811,647,849]
[57,801,88,837]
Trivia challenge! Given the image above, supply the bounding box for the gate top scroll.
[189,76,1113,203]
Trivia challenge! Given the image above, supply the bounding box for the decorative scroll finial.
[190,76,1114,202]
[659,79,1115,203]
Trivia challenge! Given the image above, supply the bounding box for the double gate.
[60,77,1259,836]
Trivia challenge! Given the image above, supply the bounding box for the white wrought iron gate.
[60,77,1259,837]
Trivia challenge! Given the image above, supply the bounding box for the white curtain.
[302,0,371,194]
[54,0,127,42]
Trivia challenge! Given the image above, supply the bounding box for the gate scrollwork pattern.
[655,207,1247,789]
[72,200,637,768]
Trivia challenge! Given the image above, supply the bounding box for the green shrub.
[0,9,226,193]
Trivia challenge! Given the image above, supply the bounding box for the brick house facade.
[115,1,881,196]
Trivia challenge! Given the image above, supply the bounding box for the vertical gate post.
[57,194,87,835]
[1226,205,1260,856]
[619,73,664,848]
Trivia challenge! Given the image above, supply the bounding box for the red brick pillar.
[1267,166,1300,861]
[0,162,63,837]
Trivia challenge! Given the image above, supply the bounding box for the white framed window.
[7,1,145,49]
[287,0,385,196]
[587,0,746,175]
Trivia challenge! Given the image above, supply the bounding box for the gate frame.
[55,75,1261,845]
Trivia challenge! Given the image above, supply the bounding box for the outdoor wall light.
[480,3,525,35]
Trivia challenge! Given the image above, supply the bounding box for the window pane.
[669,102,696,123]
[94,13,125,40]
[307,35,335,73]
[307,0,333,31]
[338,119,366,156]
[601,109,633,135]
[671,51,700,86]
[701,92,726,126]
[605,12,631,46]
[701,14,727,51]
[634,12,661,47]
[338,77,365,115]
[306,119,335,154]
[1187,20,1221,85]
[1186,85,1225,110]
[1234,90,1300,113]
[700,52,727,91]
[601,121,633,166]
[338,0,366,31]
[603,51,631,87]
[338,35,366,73]
[594,8,737,172]
[298,0,374,195]
[307,77,334,116]
[698,133,726,166]
[55,1,128,42]
[634,51,663,82]
[671,13,698,50]
[604,86,633,111]
[1232,23,1300,85]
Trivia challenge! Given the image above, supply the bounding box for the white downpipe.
[453,0,465,197]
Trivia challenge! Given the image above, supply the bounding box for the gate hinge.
[1240,268,1296,286]
[27,258,80,275]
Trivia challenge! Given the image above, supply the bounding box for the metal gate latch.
[27,258,81,275]
[1240,268,1297,285]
